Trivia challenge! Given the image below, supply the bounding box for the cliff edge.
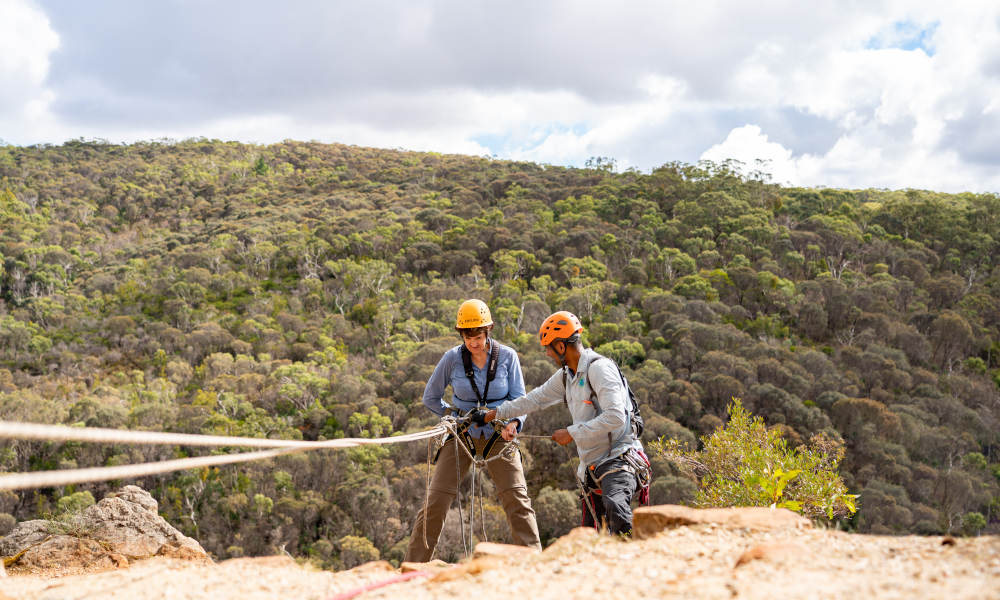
[1,502,998,599]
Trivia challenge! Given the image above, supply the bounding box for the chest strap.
[461,340,500,407]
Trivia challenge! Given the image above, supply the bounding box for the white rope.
[0,421,443,449]
[0,421,447,491]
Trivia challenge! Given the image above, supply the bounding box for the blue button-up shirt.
[422,340,527,438]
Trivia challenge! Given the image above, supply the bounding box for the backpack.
[565,355,644,441]
[605,358,645,441]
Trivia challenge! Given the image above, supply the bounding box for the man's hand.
[552,429,573,446]
[484,409,497,423]
[501,420,519,441]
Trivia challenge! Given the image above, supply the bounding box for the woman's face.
[462,330,489,354]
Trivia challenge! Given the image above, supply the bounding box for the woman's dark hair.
[457,325,491,338]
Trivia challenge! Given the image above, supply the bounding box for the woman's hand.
[501,420,519,441]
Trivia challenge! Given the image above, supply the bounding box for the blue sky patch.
[866,20,939,55]
[472,123,589,160]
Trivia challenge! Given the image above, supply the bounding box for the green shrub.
[961,512,986,537]
[338,535,379,569]
[652,399,858,521]
[0,512,16,536]
[56,491,95,516]
[533,486,578,546]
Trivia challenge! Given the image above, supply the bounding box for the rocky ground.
[1,503,998,600]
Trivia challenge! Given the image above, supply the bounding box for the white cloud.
[6,0,1000,192]
[700,125,808,185]
[0,0,58,84]
[0,0,60,140]
[695,2,1000,192]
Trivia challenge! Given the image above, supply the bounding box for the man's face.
[462,330,489,354]
[544,341,564,366]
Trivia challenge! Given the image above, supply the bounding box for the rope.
[326,570,431,600]
[578,478,602,530]
[477,464,488,543]
[414,416,548,561]
[469,455,477,550]
[453,430,468,557]
[0,421,447,491]
[0,421,443,449]
[438,418,523,557]
[420,436,434,552]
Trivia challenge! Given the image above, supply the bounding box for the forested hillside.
[0,139,998,567]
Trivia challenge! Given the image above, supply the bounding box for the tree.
[928,311,973,372]
[338,535,379,568]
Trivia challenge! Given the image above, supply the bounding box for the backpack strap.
[562,368,568,407]
[460,340,500,407]
[587,356,640,416]
[583,355,643,449]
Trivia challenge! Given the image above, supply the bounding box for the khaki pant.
[405,435,541,562]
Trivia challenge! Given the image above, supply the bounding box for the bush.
[652,399,858,521]
[338,535,379,569]
[961,512,986,537]
[0,512,16,536]
[533,486,578,546]
[56,491,96,516]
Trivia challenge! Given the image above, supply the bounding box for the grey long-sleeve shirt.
[495,348,641,482]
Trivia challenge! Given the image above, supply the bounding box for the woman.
[404,299,541,561]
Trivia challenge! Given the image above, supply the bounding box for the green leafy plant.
[748,468,803,511]
[652,399,858,521]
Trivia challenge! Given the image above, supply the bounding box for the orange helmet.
[538,311,583,346]
[456,299,493,329]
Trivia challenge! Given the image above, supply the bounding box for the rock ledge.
[0,485,208,575]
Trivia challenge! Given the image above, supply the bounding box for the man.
[480,310,649,535]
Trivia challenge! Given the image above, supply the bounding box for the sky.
[2,0,999,193]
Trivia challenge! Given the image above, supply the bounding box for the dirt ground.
[2,520,999,600]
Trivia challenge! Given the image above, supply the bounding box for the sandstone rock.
[0,485,209,573]
[633,505,812,539]
[431,556,502,582]
[108,484,159,513]
[74,486,208,560]
[12,535,129,572]
[734,542,809,567]
[0,520,52,557]
[400,559,450,573]
[157,542,211,560]
[472,541,539,558]
[346,560,394,575]
[219,555,299,569]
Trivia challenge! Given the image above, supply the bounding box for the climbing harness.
[431,341,507,464]
[577,447,653,531]
[418,413,527,559]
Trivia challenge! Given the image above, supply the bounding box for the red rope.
[326,570,431,600]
